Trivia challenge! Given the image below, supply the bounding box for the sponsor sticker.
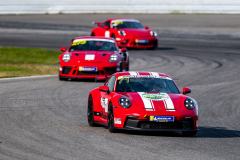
[150,116,174,122]
[79,67,98,72]
[72,40,86,46]
[114,118,121,124]
[142,93,168,101]
[101,97,108,112]
[112,21,123,26]
[85,54,95,60]
[135,39,148,43]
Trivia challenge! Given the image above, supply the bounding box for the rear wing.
[92,21,104,26]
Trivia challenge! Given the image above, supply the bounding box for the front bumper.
[116,36,158,48]
[117,117,198,131]
[59,63,120,79]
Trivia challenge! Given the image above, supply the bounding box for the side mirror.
[183,87,191,95]
[145,26,149,29]
[120,48,127,53]
[99,85,110,93]
[60,47,66,52]
[103,25,109,30]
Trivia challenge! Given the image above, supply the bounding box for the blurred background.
[0,0,240,14]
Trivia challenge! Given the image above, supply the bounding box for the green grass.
[0,47,61,78]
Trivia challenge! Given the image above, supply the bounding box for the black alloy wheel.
[126,58,129,71]
[88,95,96,126]
[59,74,68,81]
[107,103,116,132]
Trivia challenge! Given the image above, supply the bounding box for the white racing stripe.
[163,93,175,111]
[128,71,139,76]
[138,92,154,111]
[150,72,159,77]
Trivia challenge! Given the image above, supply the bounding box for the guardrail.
[0,0,240,14]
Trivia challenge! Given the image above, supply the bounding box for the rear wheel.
[108,103,116,133]
[90,32,95,36]
[182,131,197,137]
[88,95,96,126]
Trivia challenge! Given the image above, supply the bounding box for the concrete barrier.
[0,0,240,14]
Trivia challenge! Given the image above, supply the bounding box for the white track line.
[0,74,58,81]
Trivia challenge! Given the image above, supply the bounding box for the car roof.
[73,36,115,41]
[115,71,172,79]
[107,18,139,22]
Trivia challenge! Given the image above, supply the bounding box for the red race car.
[88,71,199,136]
[59,37,129,81]
[91,19,158,49]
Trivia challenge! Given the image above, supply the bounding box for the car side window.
[101,21,110,28]
[106,75,116,92]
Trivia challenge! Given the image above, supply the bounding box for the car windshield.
[116,76,180,93]
[112,21,144,29]
[69,40,117,52]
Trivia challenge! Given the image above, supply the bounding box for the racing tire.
[90,32,95,36]
[59,75,68,81]
[108,103,116,133]
[88,95,96,126]
[120,61,124,72]
[126,58,129,71]
[182,131,197,137]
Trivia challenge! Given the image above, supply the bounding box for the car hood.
[69,51,115,63]
[119,92,182,111]
[120,29,150,37]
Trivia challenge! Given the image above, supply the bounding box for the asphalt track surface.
[0,14,240,160]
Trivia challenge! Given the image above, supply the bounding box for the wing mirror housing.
[183,87,191,95]
[120,48,127,53]
[145,26,149,29]
[60,47,66,52]
[99,85,110,93]
[103,25,109,30]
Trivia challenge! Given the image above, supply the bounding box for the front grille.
[62,67,72,74]
[77,71,100,75]
[139,122,184,129]
[121,40,129,45]
[72,70,77,75]
[134,42,150,46]
[124,118,193,130]
[105,67,116,75]
[152,39,158,46]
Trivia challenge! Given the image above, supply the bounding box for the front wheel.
[88,95,96,126]
[126,58,129,71]
[59,75,68,81]
[182,131,197,137]
[90,32,95,36]
[107,103,116,133]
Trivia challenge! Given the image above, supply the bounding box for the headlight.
[118,30,126,36]
[109,54,118,63]
[150,30,157,37]
[184,98,195,110]
[62,53,71,62]
[119,97,131,108]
